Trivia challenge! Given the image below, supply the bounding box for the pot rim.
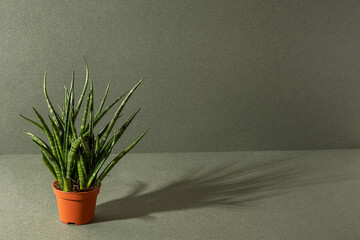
[52,180,101,200]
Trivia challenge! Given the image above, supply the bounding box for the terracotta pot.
[52,180,101,225]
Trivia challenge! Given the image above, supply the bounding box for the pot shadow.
[92,154,357,223]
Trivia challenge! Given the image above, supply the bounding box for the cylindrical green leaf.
[33,108,59,162]
[98,123,151,182]
[48,116,64,169]
[43,72,59,125]
[63,86,73,166]
[100,109,140,155]
[19,114,44,132]
[63,178,71,192]
[95,84,109,117]
[77,158,85,190]
[79,91,91,135]
[93,90,128,126]
[99,79,144,150]
[66,132,90,178]
[74,59,89,119]
[42,152,57,180]
[33,140,64,189]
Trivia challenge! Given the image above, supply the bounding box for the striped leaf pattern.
[21,61,151,192]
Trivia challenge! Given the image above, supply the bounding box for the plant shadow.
[92,154,357,223]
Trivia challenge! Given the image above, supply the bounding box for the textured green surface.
[1,150,360,239]
[2,1,360,154]
[22,71,150,191]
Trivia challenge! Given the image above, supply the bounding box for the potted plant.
[21,61,151,225]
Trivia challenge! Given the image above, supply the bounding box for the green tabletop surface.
[1,150,360,239]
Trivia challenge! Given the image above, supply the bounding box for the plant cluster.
[21,62,150,192]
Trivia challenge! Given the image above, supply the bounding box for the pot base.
[60,218,94,226]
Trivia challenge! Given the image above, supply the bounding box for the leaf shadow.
[92,153,358,223]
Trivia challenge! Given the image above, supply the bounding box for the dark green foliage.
[21,62,151,192]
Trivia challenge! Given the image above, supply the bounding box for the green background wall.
[1,0,360,154]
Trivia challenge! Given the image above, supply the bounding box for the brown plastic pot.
[52,180,101,225]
